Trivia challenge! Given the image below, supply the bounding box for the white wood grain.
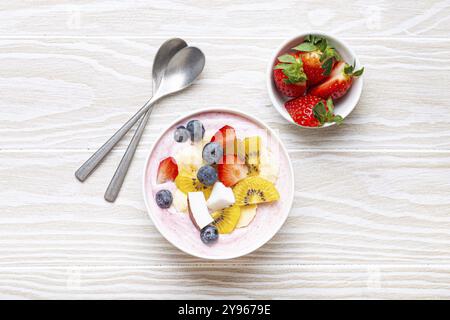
[0,1,449,38]
[1,0,450,299]
[0,151,449,268]
[0,265,449,299]
[0,38,449,151]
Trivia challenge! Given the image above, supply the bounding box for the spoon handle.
[75,96,158,182]
[104,107,153,202]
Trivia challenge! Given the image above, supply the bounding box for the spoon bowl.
[156,47,206,98]
[152,38,188,92]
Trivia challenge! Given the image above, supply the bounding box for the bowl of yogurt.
[143,107,294,259]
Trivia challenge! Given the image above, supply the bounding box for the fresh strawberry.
[293,35,341,85]
[285,95,343,127]
[299,51,330,86]
[217,155,248,187]
[273,52,307,97]
[211,125,236,155]
[157,157,178,184]
[310,61,364,100]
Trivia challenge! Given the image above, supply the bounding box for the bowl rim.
[142,107,295,260]
[266,30,364,129]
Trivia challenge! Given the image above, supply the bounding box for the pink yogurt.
[143,109,294,259]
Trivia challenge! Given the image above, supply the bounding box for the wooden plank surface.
[0,151,449,267]
[1,0,449,38]
[0,0,449,299]
[1,38,449,151]
[0,265,449,299]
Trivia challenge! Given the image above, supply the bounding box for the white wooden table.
[1,0,450,299]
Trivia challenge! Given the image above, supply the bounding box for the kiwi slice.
[175,170,212,200]
[233,138,245,161]
[211,205,241,234]
[233,176,279,206]
[244,136,261,175]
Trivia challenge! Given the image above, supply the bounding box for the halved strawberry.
[285,95,343,127]
[273,52,307,97]
[157,157,178,184]
[293,35,341,85]
[217,155,248,187]
[211,125,236,155]
[310,61,364,100]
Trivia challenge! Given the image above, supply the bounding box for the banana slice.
[258,147,279,183]
[236,205,257,228]
[172,188,188,213]
[174,143,203,174]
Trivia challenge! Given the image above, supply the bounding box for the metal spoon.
[103,39,187,202]
[75,46,205,184]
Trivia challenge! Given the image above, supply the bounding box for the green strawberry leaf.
[309,35,323,45]
[313,99,343,126]
[283,63,307,83]
[320,47,337,62]
[313,101,327,124]
[344,63,354,75]
[322,58,334,76]
[274,63,292,70]
[316,38,328,52]
[353,67,364,77]
[293,42,317,52]
[277,54,297,63]
[332,115,344,125]
[274,54,307,83]
[326,98,334,113]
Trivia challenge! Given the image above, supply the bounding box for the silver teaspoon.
[103,39,187,202]
[75,46,205,183]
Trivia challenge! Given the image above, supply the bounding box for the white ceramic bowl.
[142,107,294,260]
[266,31,364,128]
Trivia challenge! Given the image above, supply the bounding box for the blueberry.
[155,189,173,209]
[197,165,218,186]
[202,142,223,164]
[200,225,219,244]
[174,126,190,143]
[186,120,205,142]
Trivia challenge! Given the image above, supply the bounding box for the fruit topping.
[172,189,188,213]
[258,147,279,183]
[202,142,223,165]
[186,120,205,142]
[273,52,307,97]
[157,157,179,184]
[157,116,282,232]
[211,205,241,234]
[175,169,212,199]
[173,125,190,143]
[285,95,342,127]
[210,125,237,155]
[200,225,219,244]
[155,189,173,209]
[206,181,235,212]
[293,35,341,85]
[197,165,218,186]
[244,136,261,175]
[217,155,248,187]
[310,61,364,100]
[187,192,214,230]
[175,144,203,174]
[233,176,280,206]
[234,138,246,160]
[236,204,257,228]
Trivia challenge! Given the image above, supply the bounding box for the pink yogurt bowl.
[142,107,294,259]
